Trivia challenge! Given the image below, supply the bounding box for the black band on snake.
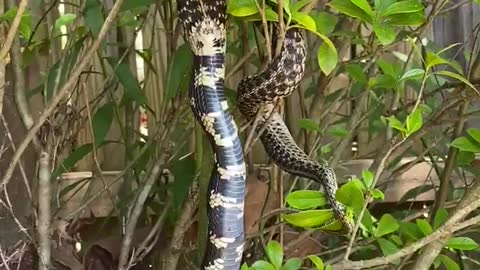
[177,0,351,269]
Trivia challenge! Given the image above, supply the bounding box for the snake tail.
[178,0,247,269]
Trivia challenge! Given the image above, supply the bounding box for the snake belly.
[177,0,247,269]
[237,29,351,232]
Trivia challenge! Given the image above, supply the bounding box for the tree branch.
[0,0,125,192]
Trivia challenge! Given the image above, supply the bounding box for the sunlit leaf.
[283,209,334,228]
[446,237,479,250]
[329,0,371,22]
[252,260,276,270]
[381,0,424,16]
[308,255,324,270]
[281,258,302,270]
[266,241,283,269]
[375,214,399,237]
[416,219,433,236]
[286,190,328,209]
[438,254,460,270]
[451,137,480,153]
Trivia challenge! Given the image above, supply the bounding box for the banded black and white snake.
[177,0,351,269]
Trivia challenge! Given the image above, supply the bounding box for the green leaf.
[1,7,31,39]
[266,241,283,269]
[286,190,328,209]
[384,12,425,26]
[456,150,475,166]
[292,0,312,12]
[467,128,480,143]
[377,238,399,256]
[373,22,396,45]
[252,260,276,270]
[336,180,364,212]
[346,64,367,83]
[451,137,480,153]
[361,169,373,188]
[54,14,76,30]
[381,0,424,16]
[361,209,374,233]
[400,69,425,81]
[326,125,348,138]
[416,219,433,236]
[308,255,324,270]
[386,115,406,133]
[317,40,338,75]
[92,102,114,146]
[433,209,448,229]
[283,0,292,20]
[51,144,94,180]
[283,209,334,228]
[351,0,373,15]
[312,12,338,35]
[281,258,302,270]
[370,189,384,200]
[292,11,317,32]
[298,118,320,132]
[106,58,147,105]
[406,109,422,136]
[329,0,371,22]
[400,221,423,240]
[228,0,258,17]
[85,0,104,36]
[375,214,399,237]
[438,254,460,270]
[166,44,193,101]
[241,263,250,270]
[446,237,479,250]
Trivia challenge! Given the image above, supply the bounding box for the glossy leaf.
[266,241,283,269]
[384,12,425,26]
[375,214,399,237]
[286,190,328,209]
[283,209,334,228]
[292,11,317,32]
[281,258,302,270]
[386,115,406,133]
[416,219,433,236]
[381,0,424,16]
[451,137,480,152]
[406,109,422,136]
[446,237,479,250]
[373,22,396,45]
[370,189,384,200]
[377,238,399,256]
[329,0,371,22]
[313,12,338,35]
[308,255,324,270]
[467,128,480,143]
[252,260,276,270]
[228,0,258,17]
[317,41,337,75]
[438,254,460,270]
[336,180,364,212]
[361,169,373,188]
[351,0,373,15]
[433,208,449,229]
[400,69,425,81]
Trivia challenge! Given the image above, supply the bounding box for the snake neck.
[237,28,306,118]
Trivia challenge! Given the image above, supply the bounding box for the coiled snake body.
[177,0,349,269]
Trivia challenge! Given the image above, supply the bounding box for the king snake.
[177,0,351,269]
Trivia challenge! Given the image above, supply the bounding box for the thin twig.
[0,0,125,193]
[118,161,166,270]
[37,151,51,270]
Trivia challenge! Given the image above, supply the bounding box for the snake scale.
[177,0,350,269]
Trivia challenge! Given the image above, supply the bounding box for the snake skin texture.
[177,0,246,269]
[237,29,352,232]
